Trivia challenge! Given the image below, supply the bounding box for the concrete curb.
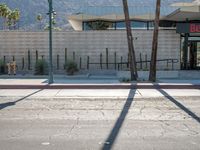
[0,84,199,89]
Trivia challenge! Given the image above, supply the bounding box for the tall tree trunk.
[122,0,138,80]
[3,18,6,30]
[149,0,161,82]
[13,21,15,30]
[40,21,42,30]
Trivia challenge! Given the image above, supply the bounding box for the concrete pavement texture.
[0,78,200,90]
[0,88,200,150]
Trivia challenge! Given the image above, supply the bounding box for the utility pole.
[149,0,161,82]
[48,0,53,84]
[122,0,138,80]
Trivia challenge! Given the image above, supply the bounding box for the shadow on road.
[157,88,200,124]
[101,88,136,150]
[0,89,43,110]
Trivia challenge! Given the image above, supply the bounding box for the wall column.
[183,33,189,69]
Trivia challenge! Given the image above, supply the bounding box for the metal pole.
[48,0,53,84]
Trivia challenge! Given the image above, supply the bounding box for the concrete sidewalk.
[0,78,200,90]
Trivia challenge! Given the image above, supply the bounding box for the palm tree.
[149,0,161,82]
[7,9,20,30]
[0,4,6,29]
[0,4,11,30]
[36,13,43,30]
[122,0,138,80]
[7,11,13,30]
[12,9,20,29]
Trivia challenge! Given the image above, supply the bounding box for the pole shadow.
[156,88,200,124]
[0,89,43,110]
[101,87,136,150]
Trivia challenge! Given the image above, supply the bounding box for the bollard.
[57,54,59,70]
[64,48,67,69]
[87,56,90,70]
[79,57,82,69]
[140,53,143,70]
[36,50,38,62]
[3,56,6,65]
[28,50,31,70]
[145,54,148,69]
[73,51,75,61]
[121,56,123,70]
[100,53,102,69]
[114,52,117,70]
[106,48,108,69]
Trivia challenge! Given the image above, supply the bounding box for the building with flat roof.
[68,1,200,70]
[0,1,199,75]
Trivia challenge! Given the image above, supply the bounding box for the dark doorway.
[181,37,200,70]
[189,41,200,70]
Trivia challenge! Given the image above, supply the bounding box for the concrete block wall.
[0,30,180,73]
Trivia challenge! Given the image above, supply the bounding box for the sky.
[71,0,194,16]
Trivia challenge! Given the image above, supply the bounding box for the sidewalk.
[0,75,199,89]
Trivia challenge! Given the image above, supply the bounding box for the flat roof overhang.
[164,6,200,21]
[68,5,200,31]
[68,13,166,22]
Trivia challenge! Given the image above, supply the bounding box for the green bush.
[64,61,78,75]
[0,59,5,74]
[120,78,131,83]
[34,59,48,75]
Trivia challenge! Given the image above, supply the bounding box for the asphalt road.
[0,90,200,150]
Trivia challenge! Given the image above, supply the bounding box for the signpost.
[48,0,53,84]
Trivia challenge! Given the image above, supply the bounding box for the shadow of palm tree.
[0,89,43,110]
[157,88,200,124]
[101,88,136,150]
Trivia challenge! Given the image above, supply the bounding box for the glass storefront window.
[148,21,154,29]
[131,21,147,29]
[116,22,126,29]
[116,21,147,29]
[84,21,114,30]
[181,36,200,70]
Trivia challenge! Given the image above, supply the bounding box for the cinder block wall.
[0,30,180,73]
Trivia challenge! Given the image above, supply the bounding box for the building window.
[116,21,148,30]
[159,20,176,28]
[83,21,114,30]
[116,22,126,29]
[131,21,147,29]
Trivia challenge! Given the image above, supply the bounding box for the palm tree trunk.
[149,0,161,82]
[122,0,138,80]
[3,18,6,30]
[40,21,42,30]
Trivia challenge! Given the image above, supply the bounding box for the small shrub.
[120,77,131,83]
[34,59,48,75]
[64,61,78,75]
[0,59,5,74]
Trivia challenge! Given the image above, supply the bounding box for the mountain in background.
[0,0,193,31]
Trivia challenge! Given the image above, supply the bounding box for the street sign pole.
[48,0,53,84]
